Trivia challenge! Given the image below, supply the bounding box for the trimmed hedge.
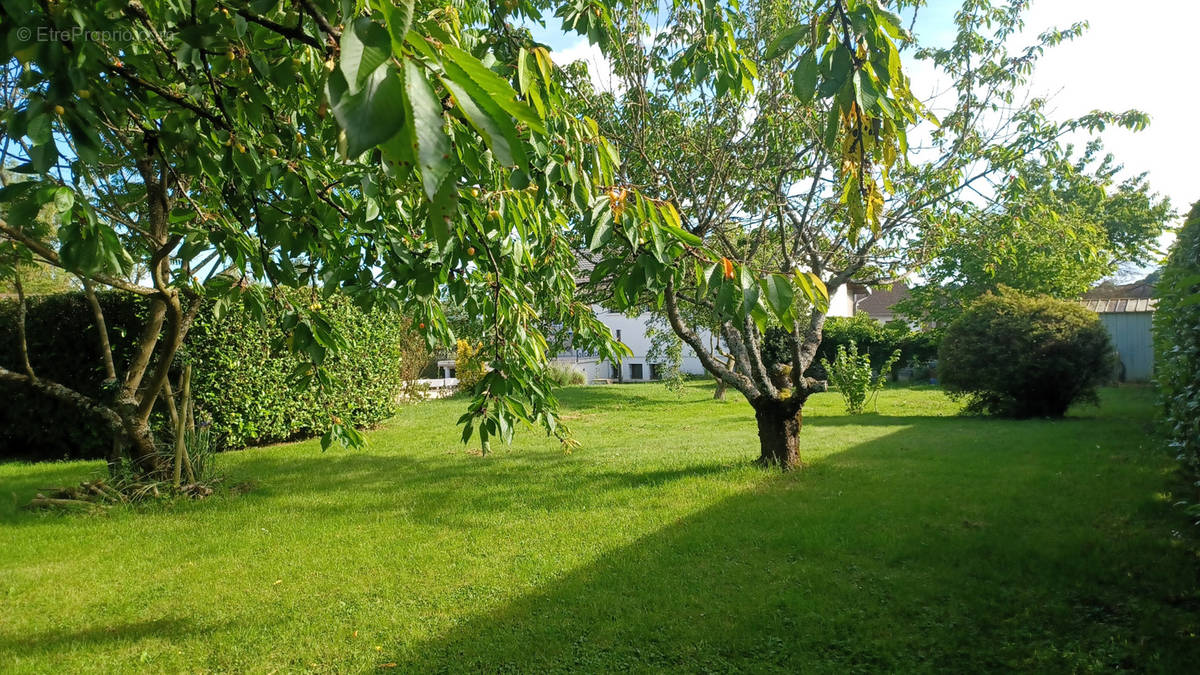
[1154,201,1200,498]
[0,292,152,459]
[0,291,419,462]
[939,287,1113,418]
[764,312,939,379]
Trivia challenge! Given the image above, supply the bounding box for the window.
[630,363,644,380]
[649,363,661,380]
[612,363,621,379]
[615,329,622,342]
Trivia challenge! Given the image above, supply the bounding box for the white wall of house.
[564,285,857,385]
[826,284,858,319]
[556,306,716,383]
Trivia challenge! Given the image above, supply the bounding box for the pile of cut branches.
[27,477,218,513]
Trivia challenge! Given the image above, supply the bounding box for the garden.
[3,383,1198,672]
[3,0,1200,671]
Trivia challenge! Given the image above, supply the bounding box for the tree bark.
[713,353,735,400]
[753,397,805,471]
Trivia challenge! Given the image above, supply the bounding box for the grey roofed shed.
[1078,298,1156,382]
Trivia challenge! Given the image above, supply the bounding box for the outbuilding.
[1079,298,1156,382]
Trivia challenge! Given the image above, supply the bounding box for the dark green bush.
[0,292,153,460]
[763,312,939,379]
[1154,201,1200,501]
[0,291,421,462]
[939,287,1113,418]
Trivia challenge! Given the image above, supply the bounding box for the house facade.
[560,283,864,384]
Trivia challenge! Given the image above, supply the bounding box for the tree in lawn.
[900,141,1173,326]
[568,0,1153,469]
[0,0,635,477]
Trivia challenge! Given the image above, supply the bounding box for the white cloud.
[552,39,618,94]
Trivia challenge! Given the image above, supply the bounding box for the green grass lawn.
[2,383,1197,672]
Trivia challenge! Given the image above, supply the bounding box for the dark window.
[616,329,622,342]
[612,363,621,379]
[649,363,661,380]
[630,363,644,380]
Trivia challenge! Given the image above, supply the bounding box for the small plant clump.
[821,340,900,414]
[547,362,587,387]
[455,339,486,392]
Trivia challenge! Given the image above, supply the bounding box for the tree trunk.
[753,398,803,471]
[123,416,167,478]
[713,377,727,400]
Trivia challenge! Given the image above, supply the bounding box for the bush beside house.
[764,312,938,380]
[939,287,1113,418]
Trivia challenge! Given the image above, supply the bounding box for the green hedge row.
[0,291,417,462]
[763,312,939,379]
[1154,201,1200,498]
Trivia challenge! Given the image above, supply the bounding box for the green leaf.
[765,24,807,61]
[327,66,407,157]
[404,60,452,200]
[761,274,795,320]
[377,0,415,51]
[340,18,391,90]
[441,44,546,136]
[738,265,759,319]
[819,46,851,99]
[793,270,829,312]
[517,47,532,94]
[59,221,133,277]
[30,144,57,173]
[52,187,74,213]
[439,59,526,168]
[589,208,613,251]
[428,169,458,250]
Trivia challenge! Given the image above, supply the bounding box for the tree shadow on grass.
[223,451,740,526]
[0,617,223,662]
[380,422,1199,673]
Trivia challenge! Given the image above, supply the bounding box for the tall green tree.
[0,0,624,476]
[902,141,1172,325]
[567,0,1150,468]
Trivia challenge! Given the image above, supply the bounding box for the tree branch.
[664,277,758,398]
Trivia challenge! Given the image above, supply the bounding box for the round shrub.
[939,287,1113,418]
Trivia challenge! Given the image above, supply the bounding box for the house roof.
[1079,297,1156,313]
[855,282,909,316]
[1081,275,1157,300]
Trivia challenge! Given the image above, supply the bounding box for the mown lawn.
[1,383,1197,672]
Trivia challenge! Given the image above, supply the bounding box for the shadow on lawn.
[0,617,220,659]
[224,450,739,526]
[381,421,1198,672]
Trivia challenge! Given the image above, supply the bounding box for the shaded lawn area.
[1,383,1197,672]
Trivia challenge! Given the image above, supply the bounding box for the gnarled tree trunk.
[752,397,805,470]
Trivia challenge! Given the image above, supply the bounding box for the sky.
[531,0,1199,276]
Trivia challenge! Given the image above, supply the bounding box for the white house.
[558,283,865,384]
